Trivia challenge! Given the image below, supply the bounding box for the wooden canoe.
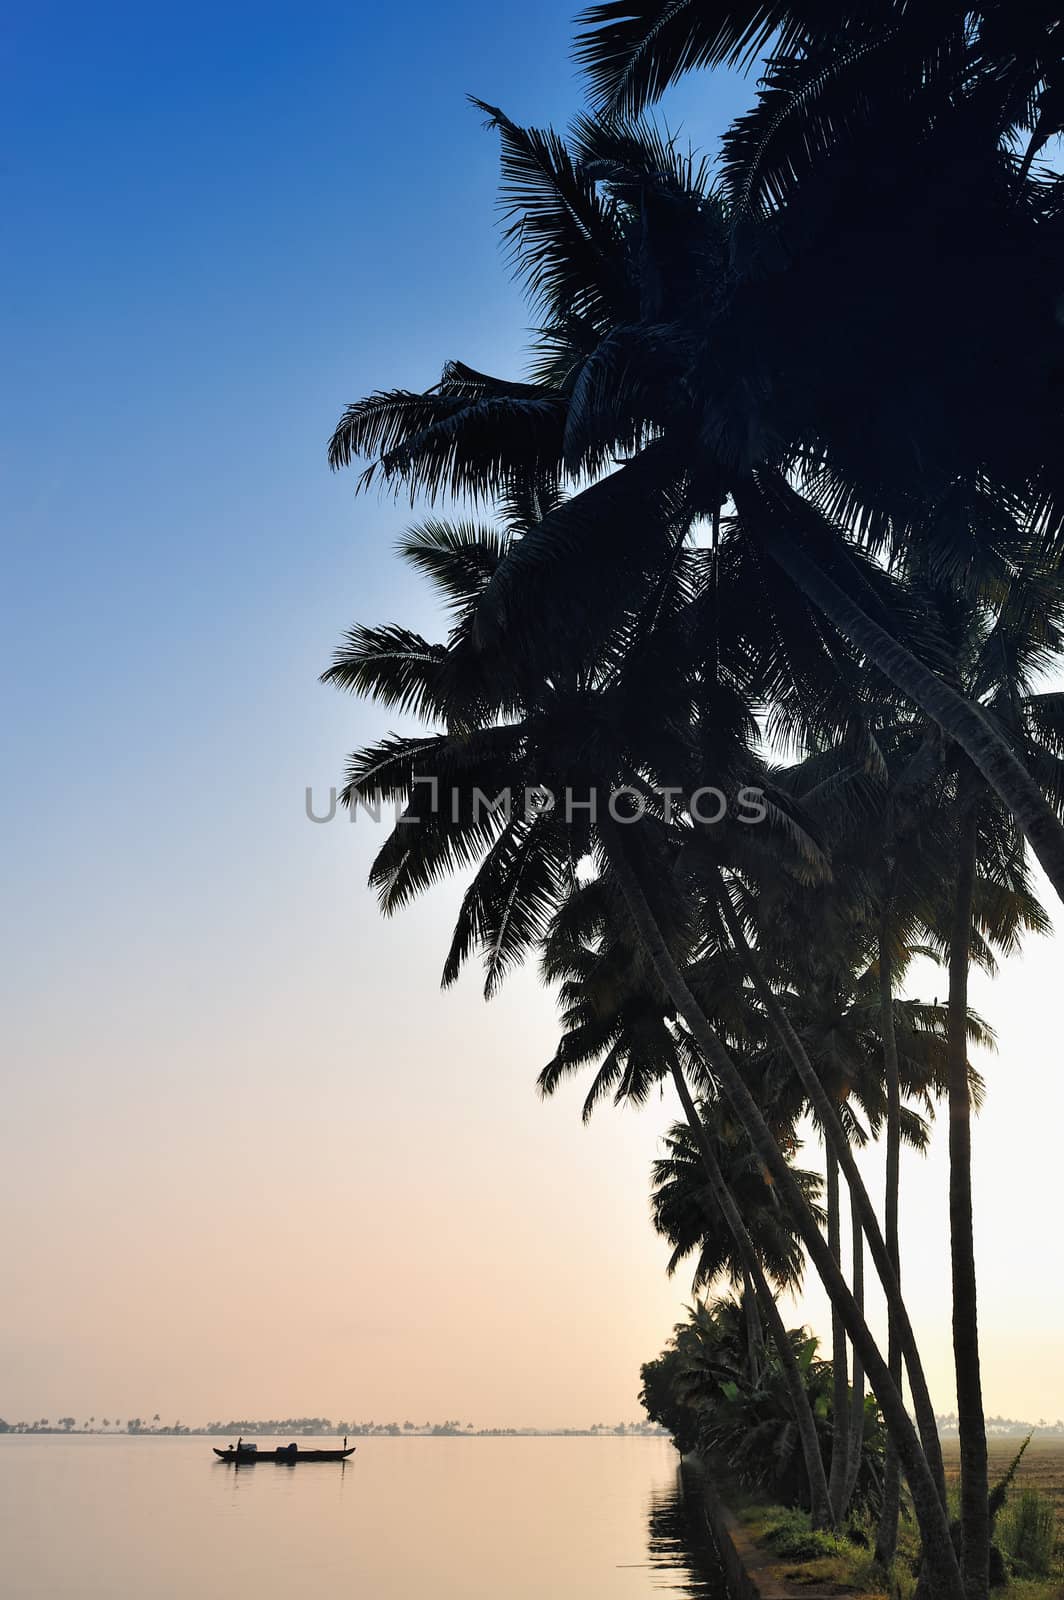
[213,1445,355,1463]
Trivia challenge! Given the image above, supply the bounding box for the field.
[942,1436,1064,1531]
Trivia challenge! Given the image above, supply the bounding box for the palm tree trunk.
[742,1268,765,1387]
[668,1059,833,1528]
[950,799,989,1600]
[843,1183,866,1512]
[602,832,964,1600]
[876,927,903,1567]
[825,1145,850,1521]
[712,875,947,1504]
[744,477,1064,909]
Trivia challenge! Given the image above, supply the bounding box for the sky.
[2,2,1062,1430]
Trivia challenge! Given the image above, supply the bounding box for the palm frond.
[574,2,808,115]
[471,98,637,326]
[328,372,566,503]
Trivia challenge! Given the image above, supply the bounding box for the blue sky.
[0,1,761,1422]
[1,0,750,991]
[3,3,1061,1426]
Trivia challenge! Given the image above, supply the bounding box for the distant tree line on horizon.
[0,1415,186,1434]
[5,1413,1062,1439]
[0,1416,668,1437]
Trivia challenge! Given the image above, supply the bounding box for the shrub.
[758,1508,839,1561]
[996,1488,1057,1578]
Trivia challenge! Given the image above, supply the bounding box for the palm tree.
[682,827,951,1507]
[649,1109,825,1387]
[757,699,1028,1565]
[691,858,890,1522]
[804,565,1059,1586]
[334,312,1011,1548]
[538,884,833,1522]
[650,1111,822,1304]
[929,580,1057,1599]
[574,3,1064,177]
[668,1298,861,1512]
[868,755,949,1565]
[815,612,1050,1583]
[333,100,1061,1528]
[724,907,965,1524]
[331,104,1064,911]
[325,517,965,1596]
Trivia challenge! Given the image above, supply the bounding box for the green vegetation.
[737,1503,920,1598]
[755,1508,840,1562]
[641,1300,884,1516]
[641,1329,1064,1595]
[322,7,1064,1600]
[997,1491,1058,1580]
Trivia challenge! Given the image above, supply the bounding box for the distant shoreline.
[0,1423,669,1439]
[4,1422,1064,1439]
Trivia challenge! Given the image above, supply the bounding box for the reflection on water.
[0,1434,728,1599]
[646,1460,728,1598]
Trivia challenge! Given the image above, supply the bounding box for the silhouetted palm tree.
[331,105,1064,912]
[537,880,832,1521]
[574,2,1064,171]
[325,515,964,1591]
[650,1106,824,1390]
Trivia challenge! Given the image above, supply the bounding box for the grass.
[724,1460,1064,1599]
[997,1489,1058,1578]
[733,1501,910,1598]
[704,1441,1064,1597]
[942,1438,1064,1539]
[944,1437,1064,1597]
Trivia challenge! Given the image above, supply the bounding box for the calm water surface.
[0,1435,727,1598]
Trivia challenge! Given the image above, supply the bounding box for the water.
[0,1434,727,1598]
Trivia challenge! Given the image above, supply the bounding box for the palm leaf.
[574,2,810,115]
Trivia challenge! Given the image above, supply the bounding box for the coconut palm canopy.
[324,13,1062,1598]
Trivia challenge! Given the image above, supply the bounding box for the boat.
[213,1443,355,1463]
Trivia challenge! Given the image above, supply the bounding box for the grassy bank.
[728,1496,916,1599]
[716,1466,1064,1600]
